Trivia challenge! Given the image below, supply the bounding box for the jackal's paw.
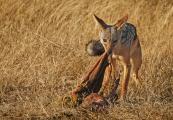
[116,97,127,104]
[70,92,78,103]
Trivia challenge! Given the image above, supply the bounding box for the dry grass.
[0,0,173,119]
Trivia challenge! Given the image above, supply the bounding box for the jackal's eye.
[103,39,107,42]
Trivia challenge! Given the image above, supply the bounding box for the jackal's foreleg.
[111,58,120,80]
[120,63,131,101]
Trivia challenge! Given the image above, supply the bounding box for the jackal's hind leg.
[131,47,142,86]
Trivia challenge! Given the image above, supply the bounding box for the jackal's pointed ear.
[114,14,128,29]
[93,14,107,29]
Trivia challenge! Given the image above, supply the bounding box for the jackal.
[86,15,142,101]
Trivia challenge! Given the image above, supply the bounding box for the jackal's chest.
[112,54,125,61]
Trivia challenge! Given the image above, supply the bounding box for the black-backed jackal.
[86,15,142,101]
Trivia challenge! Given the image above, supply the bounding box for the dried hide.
[71,51,110,105]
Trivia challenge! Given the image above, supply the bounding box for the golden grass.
[0,0,173,119]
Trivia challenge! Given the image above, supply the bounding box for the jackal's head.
[93,14,128,49]
[85,15,128,56]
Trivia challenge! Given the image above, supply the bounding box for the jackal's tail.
[86,40,105,56]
